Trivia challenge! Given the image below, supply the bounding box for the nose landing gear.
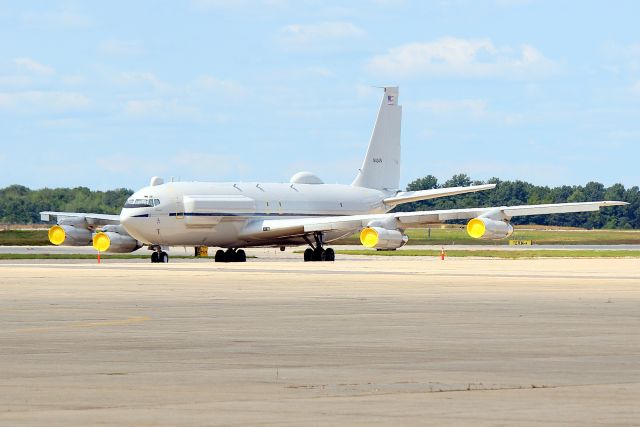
[303,232,335,262]
[150,247,169,263]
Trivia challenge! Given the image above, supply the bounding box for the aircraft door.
[175,197,184,219]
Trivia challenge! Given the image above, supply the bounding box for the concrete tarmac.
[1,257,639,426]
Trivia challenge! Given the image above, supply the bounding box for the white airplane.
[41,87,627,263]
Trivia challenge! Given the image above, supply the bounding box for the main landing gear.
[303,232,335,262]
[214,248,247,263]
[151,247,169,263]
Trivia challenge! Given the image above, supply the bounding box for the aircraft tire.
[215,249,225,262]
[313,247,326,262]
[325,248,335,262]
[236,249,247,262]
[151,252,159,263]
[159,251,169,263]
[303,248,313,262]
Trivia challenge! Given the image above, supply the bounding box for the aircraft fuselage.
[120,181,393,248]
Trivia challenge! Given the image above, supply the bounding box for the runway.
[1,258,639,426]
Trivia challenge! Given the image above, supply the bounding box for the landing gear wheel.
[313,247,326,262]
[324,248,335,262]
[236,249,247,263]
[215,249,225,263]
[304,248,313,262]
[159,251,169,263]
[151,252,159,263]
[224,248,235,263]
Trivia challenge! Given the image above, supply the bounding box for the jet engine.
[466,217,514,240]
[92,225,142,253]
[48,225,92,246]
[360,227,409,250]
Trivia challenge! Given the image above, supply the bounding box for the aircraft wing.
[394,201,628,225]
[40,211,121,226]
[246,201,627,238]
[383,183,496,207]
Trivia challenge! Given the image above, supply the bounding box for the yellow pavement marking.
[18,316,151,333]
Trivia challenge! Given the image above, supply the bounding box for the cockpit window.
[124,198,156,208]
[154,199,160,206]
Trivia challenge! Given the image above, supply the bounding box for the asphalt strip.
[2,263,638,280]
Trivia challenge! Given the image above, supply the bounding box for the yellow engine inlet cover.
[360,227,379,248]
[48,225,66,245]
[93,232,111,252]
[466,218,486,239]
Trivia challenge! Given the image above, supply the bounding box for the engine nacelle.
[48,225,92,246]
[360,227,409,250]
[466,217,514,240]
[93,225,142,253]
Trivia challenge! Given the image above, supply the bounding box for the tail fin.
[352,86,402,191]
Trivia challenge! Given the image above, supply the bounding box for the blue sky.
[1,0,639,190]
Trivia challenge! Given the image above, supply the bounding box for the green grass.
[336,249,640,259]
[0,230,49,246]
[333,227,640,246]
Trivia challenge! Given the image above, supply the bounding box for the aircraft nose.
[119,210,134,229]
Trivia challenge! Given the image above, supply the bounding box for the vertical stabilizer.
[352,86,401,191]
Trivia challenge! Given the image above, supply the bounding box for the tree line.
[0,185,132,224]
[0,175,638,228]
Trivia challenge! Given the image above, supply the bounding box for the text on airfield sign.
[509,240,532,246]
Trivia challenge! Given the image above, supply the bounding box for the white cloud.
[39,118,86,129]
[367,37,555,78]
[308,67,333,77]
[122,98,230,123]
[22,8,92,29]
[191,75,247,97]
[371,0,407,6]
[124,99,195,117]
[495,0,532,5]
[355,83,377,99]
[602,42,640,72]
[416,99,488,116]
[173,151,250,177]
[415,98,523,125]
[14,57,54,75]
[278,21,364,48]
[99,39,145,56]
[0,91,90,113]
[191,0,289,10]
[61,75,86,86]
[0,75,32,87]
[117,72,168,90]
[95,154,139,174]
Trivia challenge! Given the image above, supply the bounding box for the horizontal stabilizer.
[383,184,496,207]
